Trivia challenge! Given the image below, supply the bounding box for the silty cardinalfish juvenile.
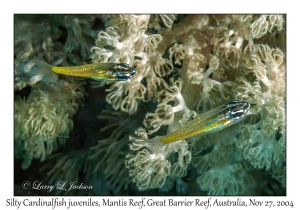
[146,100,250,153]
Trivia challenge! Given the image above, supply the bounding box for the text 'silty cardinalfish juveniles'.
[51,63,136,81]
[147,100,250,153]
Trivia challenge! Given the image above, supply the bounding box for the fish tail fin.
[146,136,168,153]
[30,58,53,70]
[29,58,58,83]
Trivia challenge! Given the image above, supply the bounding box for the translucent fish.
[147,100,250,152]
[51,63,136,81]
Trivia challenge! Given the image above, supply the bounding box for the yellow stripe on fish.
[51,63,136,81]
[147,100,250,152]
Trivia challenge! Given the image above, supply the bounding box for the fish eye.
[110,63,136,81]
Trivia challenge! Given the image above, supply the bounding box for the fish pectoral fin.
[90,76,107,81]
[74,77,87,81]
[90,80,108,88]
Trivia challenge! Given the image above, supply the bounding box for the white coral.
[126,128,191,191]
